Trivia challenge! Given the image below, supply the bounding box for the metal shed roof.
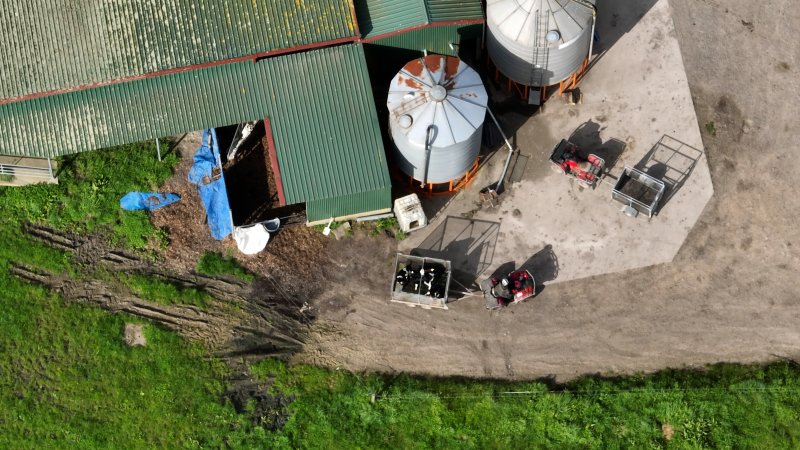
[355,0,430,37]
[0,44,390,211]
[355,0,484,40]
[0,0,358,103]
[425,0,485,22]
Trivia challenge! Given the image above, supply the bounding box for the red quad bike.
[549,139,606,189]
[482,270,536,310]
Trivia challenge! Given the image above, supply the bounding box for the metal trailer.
[611,166,666,218]
[391,253,452,310]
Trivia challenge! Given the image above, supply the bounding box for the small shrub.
[369,217,406,240]
[704,121,717,136]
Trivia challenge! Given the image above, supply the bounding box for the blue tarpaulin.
[188,129,234,240]
[120,192,181,211]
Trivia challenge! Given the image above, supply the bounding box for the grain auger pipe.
[486,108,516,193]
[420,124,435,188]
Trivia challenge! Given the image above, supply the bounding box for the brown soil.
[150,132,327,292]
[661,423,674,441]
[293,0,800,381]
[124,323,147,347]
[151,132,223,273]
[103,0,800,382]
[17,224,309,360]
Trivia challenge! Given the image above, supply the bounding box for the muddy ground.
[295,0,800,380]
[119,0,800,382]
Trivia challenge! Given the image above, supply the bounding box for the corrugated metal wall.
[354,0,429,38]
[306,188,392,223]
[425,0,484,22]
[0,0,357,101]
[371,24,482,55]
[356,0,483,40]
[0,44,390,215]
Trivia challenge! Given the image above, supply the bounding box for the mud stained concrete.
[399,0,714,284]
[300,0,800,381]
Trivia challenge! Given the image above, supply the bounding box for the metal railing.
[0,160,55,180]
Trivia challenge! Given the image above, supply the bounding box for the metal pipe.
[155,137,162,161]
[588,7,597,62]
[420,125,435,188]
[47,157,53,179]
[356,212,395,222]
[486,108,515,192]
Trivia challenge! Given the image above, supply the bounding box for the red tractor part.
[549,139,606,188]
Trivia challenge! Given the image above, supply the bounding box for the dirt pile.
[150,132,328,296]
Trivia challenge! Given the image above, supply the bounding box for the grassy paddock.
[250,359,800,449]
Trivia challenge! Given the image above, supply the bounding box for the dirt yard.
[144,0,799,381]
[296,0,800,380]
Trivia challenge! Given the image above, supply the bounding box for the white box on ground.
[393,194,427,233]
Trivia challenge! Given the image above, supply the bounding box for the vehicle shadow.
[568,120,628,172]
[634,135,704,214]
[487,244,560,297]
[520,244,560,295]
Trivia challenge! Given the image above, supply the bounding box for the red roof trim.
[348,0,362,38]
[0,36,359,106]
[263,117,287,207]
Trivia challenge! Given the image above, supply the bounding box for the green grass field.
[1,142,800,448]
[251,360,800,449]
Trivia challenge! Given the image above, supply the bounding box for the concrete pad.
[0,155,58,186]
[400,0,714,285]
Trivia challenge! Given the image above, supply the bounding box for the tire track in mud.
[15,223,310,363]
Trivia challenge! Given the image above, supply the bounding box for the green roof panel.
[0,44,390,208]
[425,0,484,22]
[354,0,429,38]
[307,188,392,223]
[0,0,357,101]
[370,23,483,56]
[356,0,483,40]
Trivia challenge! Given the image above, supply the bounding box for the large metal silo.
[387,55,488,186]
[487,0,596,87]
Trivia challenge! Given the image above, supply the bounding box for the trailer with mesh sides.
[612,166,666,218]
[391,253,452,310]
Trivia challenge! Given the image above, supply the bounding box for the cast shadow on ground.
[488,244,560,296]
[569,120,628,172]
[634,135,704,214]
[594,0,659,56]
[410,216,500,299]
[522,244,560,295]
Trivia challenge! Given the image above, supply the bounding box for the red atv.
[482,270,536,310]
[549,139,605,189]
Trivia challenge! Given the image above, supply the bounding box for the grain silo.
[387,55,488,192]
[487,0,596,94]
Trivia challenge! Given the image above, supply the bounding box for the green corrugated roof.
[307,188,392,223]
[0,44,390,210]
[355,0,483,39]
[425,0,484,22]
[264,46,391,205]
[0,0,357,101]
[369,23,483,56]
[354,0,429,37]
